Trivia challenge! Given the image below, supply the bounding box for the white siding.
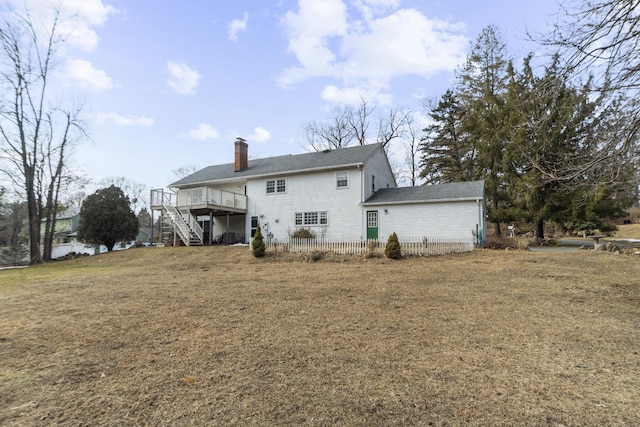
[215,182,246,194]
[362,147,396,202]
[245,168,364,241]
[368,200,484,242]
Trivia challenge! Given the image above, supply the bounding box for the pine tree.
[420,90,474,184]
[456,25,511,235]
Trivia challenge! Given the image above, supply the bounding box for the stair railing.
[163,205,195,246]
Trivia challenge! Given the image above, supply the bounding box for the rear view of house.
[151,139,486,249]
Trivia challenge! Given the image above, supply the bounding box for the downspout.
[359,164,365,240]
[477,199,484,245]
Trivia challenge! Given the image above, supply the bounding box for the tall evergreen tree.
[455,25,511,235]
[419,90,474,184]
[505,55,631,237]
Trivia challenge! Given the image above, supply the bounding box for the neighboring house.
[48,206,81,244]
[40,207,94,258]
[137,228,152,244]
[151,138,486,247]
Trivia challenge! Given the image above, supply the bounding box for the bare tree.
[377,107,409,149]
[98,177,148,213]
[0,4,87,263]
[172,164,197,180]
[302,106,356,151]
[59,174,91,208]
[539,0,640,190]
[545,0,640,93]
[348,97,373,145]
[401,112,421,186]
[302,98,409,153]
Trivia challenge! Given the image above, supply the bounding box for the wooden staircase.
[161,204,204,246]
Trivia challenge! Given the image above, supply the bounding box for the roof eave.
[170,162,365,189]
[362,196,484,206]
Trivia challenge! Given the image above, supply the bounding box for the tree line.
[421,25,637,238]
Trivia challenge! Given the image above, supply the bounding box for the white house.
[150,138,486,247]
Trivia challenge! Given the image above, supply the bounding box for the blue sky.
[15,0,562,194]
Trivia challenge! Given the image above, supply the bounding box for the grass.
[614,223,640,240]
[1,246,639,426]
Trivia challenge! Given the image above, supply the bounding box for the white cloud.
[14,0,117,52]
[228,12,249,41]
[187,124,220,141]
[167,61,201,95]
[342,9,468,80]
[279,1,468,103]
[320,84,392,106]
[67,59,113,91]
[247,127,272,143]
[354,0,400,21]
[95,112,154,127]
[279,0,349,87]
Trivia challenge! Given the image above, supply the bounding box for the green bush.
[252,225,266,257]
[291,227,316,239]
[598,223,618,235]
[384,232,402,259]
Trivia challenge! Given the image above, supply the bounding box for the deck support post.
[209,212,214,245]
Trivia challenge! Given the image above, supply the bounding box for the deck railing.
[150,188,175,209]
[267,236,474,256]
[176,187,247,211]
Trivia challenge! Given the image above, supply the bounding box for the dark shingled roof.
[171,143,384,187]
[363,180,485,204]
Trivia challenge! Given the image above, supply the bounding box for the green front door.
[366,210,378,240]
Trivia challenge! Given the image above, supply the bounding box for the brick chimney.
[234,137,248,172]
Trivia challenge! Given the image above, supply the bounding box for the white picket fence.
[267,236,474,256]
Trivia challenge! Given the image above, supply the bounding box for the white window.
[266,179,286,194]
[336,171,348,188]
[295,211,329,226]
[320,211,328,225]
[266,180,275,193]
[304,211,318,225]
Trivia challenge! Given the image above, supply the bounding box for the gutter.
[362,197,483,206]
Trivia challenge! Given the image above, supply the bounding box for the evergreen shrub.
[385,232,402,259]
[252,225,266,257]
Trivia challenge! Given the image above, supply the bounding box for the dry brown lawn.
[614,223,640,240]
[0,247,639,426]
